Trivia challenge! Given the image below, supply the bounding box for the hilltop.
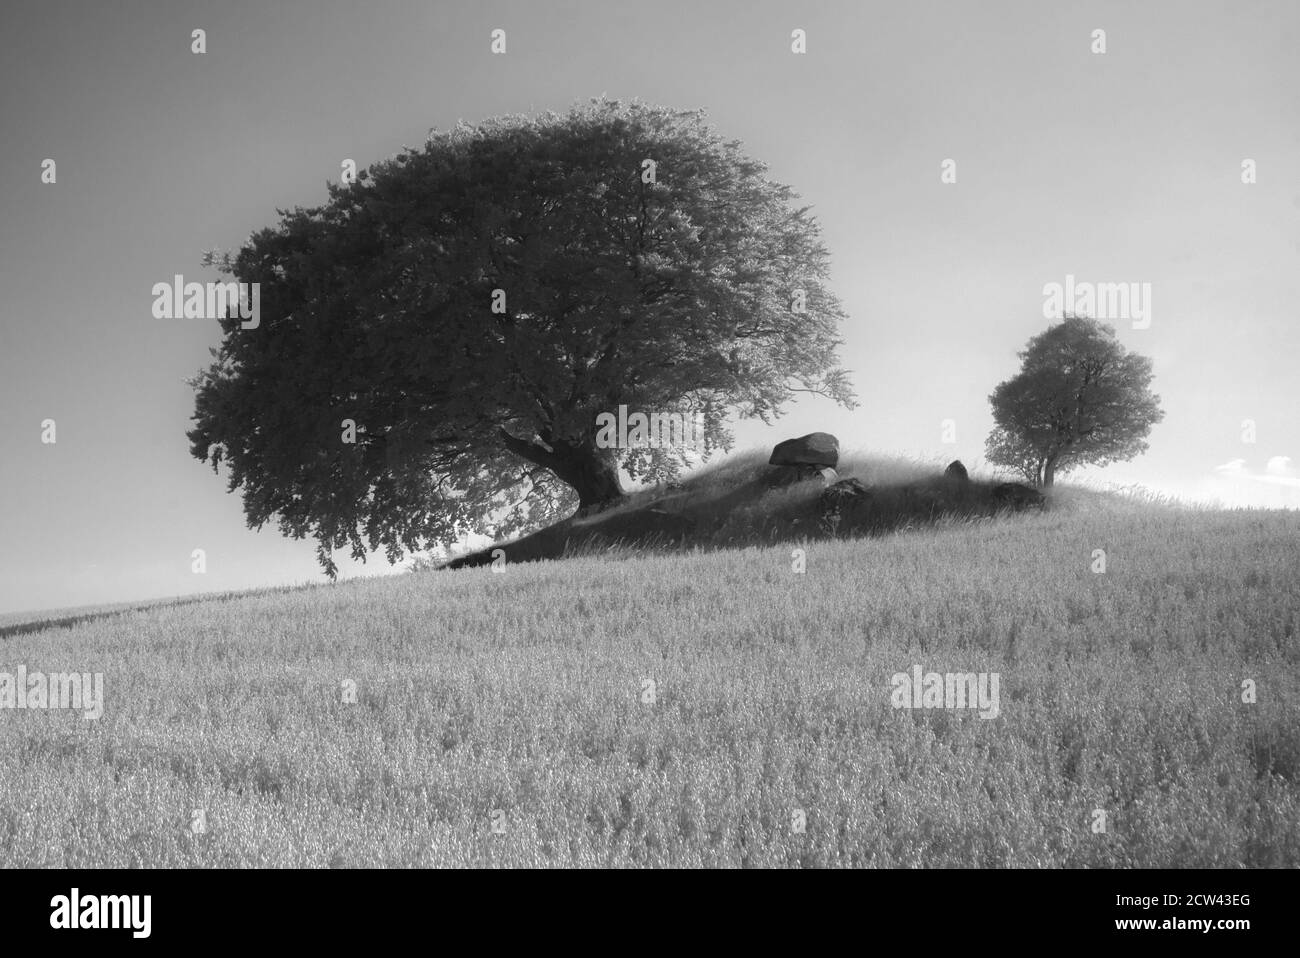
[441,449,1098,569]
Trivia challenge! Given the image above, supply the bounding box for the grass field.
[1,458,1297,867]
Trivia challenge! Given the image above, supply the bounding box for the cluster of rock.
[765,432,840,487]
[759,436,1048,534]
[941,457,1043,510]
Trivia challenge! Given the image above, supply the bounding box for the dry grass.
[1,461,1297,867]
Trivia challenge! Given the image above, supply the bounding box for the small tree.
[985,316,1163,487]
[187,99,856,575]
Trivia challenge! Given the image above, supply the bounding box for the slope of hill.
[1,455,1297,867]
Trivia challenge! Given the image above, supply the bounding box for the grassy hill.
[440,450,1050,568]
[1,453,1297,867]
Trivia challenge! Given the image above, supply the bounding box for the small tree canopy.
[188,99,856,575]
[985,316,1163,486]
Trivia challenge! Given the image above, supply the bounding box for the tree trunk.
[498,429,624,509]
[1043,457,1057,487]
[548,438,624,508]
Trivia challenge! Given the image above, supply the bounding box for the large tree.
[985,316,1163,487]
[188,99,855,575]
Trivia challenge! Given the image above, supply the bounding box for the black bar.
[0,868,1284,945]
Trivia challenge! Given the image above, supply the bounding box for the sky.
[1,0,1297,616]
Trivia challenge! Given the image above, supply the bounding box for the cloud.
[1253,456,1300,486]
[1214,458,1247,474]
[1205,456,1300,502]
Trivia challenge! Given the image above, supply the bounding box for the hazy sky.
[1,0,1297,615]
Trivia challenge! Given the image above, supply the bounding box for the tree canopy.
[188,99,856,575]
[985,316,1163,487]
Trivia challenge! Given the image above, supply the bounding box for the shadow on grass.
[440,464,1048,570]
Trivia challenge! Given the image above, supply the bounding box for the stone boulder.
[819,477,873,532]
[814,466,838,486]
[991,482,1045,511]
[944,460,969,483]
[769,433,839,468]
